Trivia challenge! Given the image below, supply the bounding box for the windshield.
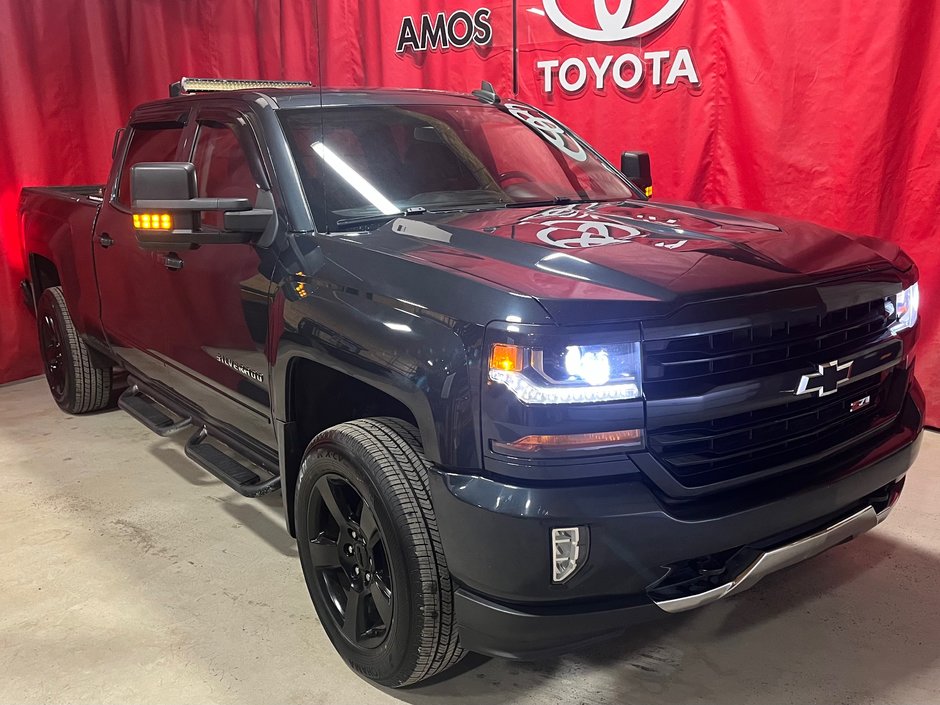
[279,102,641,231]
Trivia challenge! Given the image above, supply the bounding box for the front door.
[147,110,278,448]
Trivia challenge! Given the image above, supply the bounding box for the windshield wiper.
[335,207,427,229]
[335,213,401,228]
[505,197,595,208]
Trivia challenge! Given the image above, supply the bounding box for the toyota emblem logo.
[536,220,643,248]
[542,0,688,42]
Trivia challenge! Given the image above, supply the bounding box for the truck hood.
[361,200,900,323]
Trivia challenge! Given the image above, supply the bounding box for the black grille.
[643,296,905,491]
[647,375,898,488]
[644,298,893,397]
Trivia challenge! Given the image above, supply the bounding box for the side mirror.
[223,190,277,236]
[130,162,273,247]
[131,162,196,203]
[621,151,653,197]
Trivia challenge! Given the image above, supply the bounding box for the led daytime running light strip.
[489,368,639,404]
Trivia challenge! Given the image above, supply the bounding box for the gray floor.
[1,376,938,705]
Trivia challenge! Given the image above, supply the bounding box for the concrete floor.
[1,376,938,704]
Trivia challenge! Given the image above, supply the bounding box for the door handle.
[99,234,114,248]
[164,254,184,271]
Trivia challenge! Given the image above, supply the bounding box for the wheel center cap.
[354,544,369,568]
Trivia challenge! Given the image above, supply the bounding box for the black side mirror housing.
[227,189,277,241]
[621,151,653,197]
[131,162,250,213]
[224,209,274,233]
[130,162,274,248]
[131,162,197,202]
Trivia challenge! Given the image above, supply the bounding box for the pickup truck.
[20,77,924,687]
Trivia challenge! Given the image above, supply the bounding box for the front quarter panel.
[270,234,554,469]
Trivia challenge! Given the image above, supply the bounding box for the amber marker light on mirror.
[133,213,173,230]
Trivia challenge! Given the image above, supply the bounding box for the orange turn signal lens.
[133,213,173,230]
[644,186,654,198]
[489,343,524,373]
[493,429,643,456]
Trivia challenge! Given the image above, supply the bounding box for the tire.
[36,286,113,414]
[295,417,464,687]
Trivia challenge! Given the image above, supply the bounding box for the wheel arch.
[28,252,62,302]
[275,352,445,536]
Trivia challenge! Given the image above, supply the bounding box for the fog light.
[552,527,587,583]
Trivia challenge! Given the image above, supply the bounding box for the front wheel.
[295,418,463,687]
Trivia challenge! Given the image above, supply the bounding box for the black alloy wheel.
[305,474,394,649]
[35,286,113,414]
[39,310,67,403]
[295,418,463,687]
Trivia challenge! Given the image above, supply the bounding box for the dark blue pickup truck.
[20,77,923,686]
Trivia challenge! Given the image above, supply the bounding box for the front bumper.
[431,386,924,659]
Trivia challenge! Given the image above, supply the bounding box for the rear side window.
[117,126,183,205]
[191,122,259,229]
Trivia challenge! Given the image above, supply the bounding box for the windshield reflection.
[280,103,640,231]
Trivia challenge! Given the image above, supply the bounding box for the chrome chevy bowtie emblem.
[795,360,854,397]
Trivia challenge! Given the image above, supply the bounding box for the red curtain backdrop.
[2,1,937,424]
[0,0,319,383]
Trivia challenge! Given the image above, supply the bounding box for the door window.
[191,122,259,229]
[117,126,184,206]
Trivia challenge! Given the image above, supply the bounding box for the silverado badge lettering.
[216,354,264,384]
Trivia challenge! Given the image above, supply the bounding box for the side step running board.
[119,385,192,436]
[185,427,281,498]
[118,380,279,499]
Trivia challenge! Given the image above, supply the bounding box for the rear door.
[95,117,189,382]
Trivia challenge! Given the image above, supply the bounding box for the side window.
[191,122,259,229]
[117,126,184,206]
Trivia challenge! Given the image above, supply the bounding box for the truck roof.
[133,86,486,117]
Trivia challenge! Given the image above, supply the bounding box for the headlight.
[488,340,642,404]
[890,282,920,333]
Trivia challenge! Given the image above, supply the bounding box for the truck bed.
[19,184,106,332]
[21,185,105,205]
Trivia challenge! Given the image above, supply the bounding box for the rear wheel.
[36,286,113,414]
[295,418,463,687]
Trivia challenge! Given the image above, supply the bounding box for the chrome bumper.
[651,502,895,614]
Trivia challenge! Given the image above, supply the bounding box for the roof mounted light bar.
[169,77,313,97]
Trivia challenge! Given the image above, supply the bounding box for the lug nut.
[345,544,353,555]
[354,566,360,575]
[365,572,371,582]
[351,530,358,540]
